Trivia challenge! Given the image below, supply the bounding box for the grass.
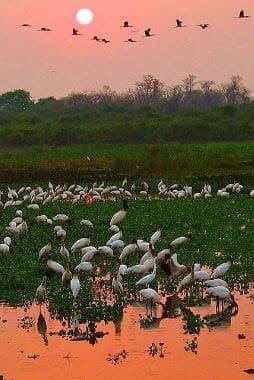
[0,196,253,321]
[0,142,254,183]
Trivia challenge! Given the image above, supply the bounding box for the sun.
[76,8,94,25]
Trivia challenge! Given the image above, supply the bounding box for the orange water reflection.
[0,295,253,380]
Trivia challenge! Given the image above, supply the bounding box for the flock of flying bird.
[0,178,249,318]
[19,9,251,45]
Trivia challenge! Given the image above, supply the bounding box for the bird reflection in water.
[204,298,239,329]
[37,312,48,345]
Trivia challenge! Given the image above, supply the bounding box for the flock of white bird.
[0,180,253,210]
[0,179,243,315]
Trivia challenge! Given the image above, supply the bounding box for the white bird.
[0,243,10,256]
[47,259,65,274]
[170,234,191,249]
[206,286,233,311]
[38,242,52,260]
[112,277,123,293]
[35,276,47,304]
[135,263,157,287]
[3,237,11,246]
[71,238,90,252]
[110,239,125,250]
[106,231,122,246]
[150,227,161,246]
[139,288,160,305]
[53,214,71,223]
[60,244,70,262]
[75,261,93,273]
[98,246,114,257]
[110,199,129,226]
[109,225,120,233]
[119,243,138,261]
[71,272,81,299]
[204,279,229,288]
[211,257,233,279]
[80,219,93,228]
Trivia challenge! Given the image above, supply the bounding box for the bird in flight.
[101,38,111,43]
[237,10,250,18]
[125,38,137,43]
[144,28,154,37]
[197,23,209,29]
[121,21,133,28]
[72,28,82,36]
[91,36,101,42]
[175,19,186,28]
[38,27,52,32]
[20,23,32,27]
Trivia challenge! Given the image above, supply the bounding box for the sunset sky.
[1,0,254,99]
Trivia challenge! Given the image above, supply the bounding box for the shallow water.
[1,293,253,380]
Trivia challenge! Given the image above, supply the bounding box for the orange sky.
[1,0,254,99]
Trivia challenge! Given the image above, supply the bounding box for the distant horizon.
[1,0,254,98]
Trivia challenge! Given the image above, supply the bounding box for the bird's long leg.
[216,297,219,313]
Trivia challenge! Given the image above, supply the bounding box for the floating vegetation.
[106,350,128,365]
[184,337,198,355]
[147,342,166,358]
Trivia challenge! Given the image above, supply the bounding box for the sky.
[1,0,254,99]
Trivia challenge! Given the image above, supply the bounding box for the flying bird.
[121,21,134,28]
[101,38,111,43]
[197,23,209,29]
[144,28,154,37]
[125,38,137,43]
[91,36,101,42]
[72,28,82,36]
[175,19,186,28]
[20,23,32,27]
[237,10,250,18]
[38,27,52,32]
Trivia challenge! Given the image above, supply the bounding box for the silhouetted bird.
[20,23,32,27]
[144,28,154,37]
[238,10,249,18]
[121,21,133,28]
[175,19,186,27]
[125,38,137,43]
[197,23,209,29]
[101,38,110,43]
[72,28,82,35]
[91,36,101,42]
[38,27,52,32]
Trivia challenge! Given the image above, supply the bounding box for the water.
[1,293,253,380]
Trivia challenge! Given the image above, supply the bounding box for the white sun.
[76,8,94,25]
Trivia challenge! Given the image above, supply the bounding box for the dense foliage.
[0,75,254,147]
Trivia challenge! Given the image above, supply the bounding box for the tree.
[0,89,33,112]
[222,76,250,104]
[133,74,165,106]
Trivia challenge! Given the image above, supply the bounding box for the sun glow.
[76,8,94,25]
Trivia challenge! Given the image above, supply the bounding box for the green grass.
[0,196,253,320]
[0,142,254,183]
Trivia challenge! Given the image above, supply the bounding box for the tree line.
[0,74,253,147]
